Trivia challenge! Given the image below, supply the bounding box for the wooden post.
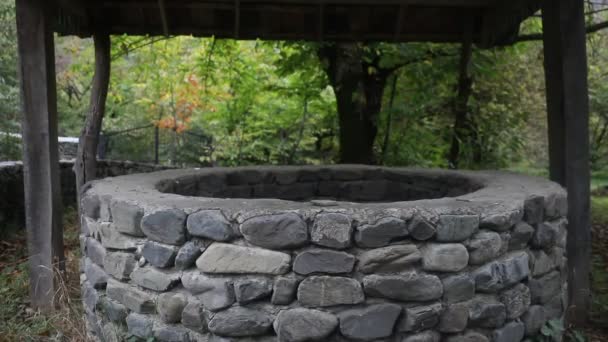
[74,34,111,196]
[15,0,64,311]
[542,0,591,326]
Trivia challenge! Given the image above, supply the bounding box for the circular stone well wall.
[79,165,568,342]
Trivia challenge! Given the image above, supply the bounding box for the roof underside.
[54,0,540,47]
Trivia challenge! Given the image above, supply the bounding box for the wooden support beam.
[15,0,65,311]
[542,0,591,326]
[234,0,240,39]
[542,2,566,186]
[74,33,111,199]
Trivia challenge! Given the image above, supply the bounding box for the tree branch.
[517,20,608,42]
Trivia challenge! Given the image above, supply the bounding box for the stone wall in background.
[0,160,171,230]
[79,166,569,342]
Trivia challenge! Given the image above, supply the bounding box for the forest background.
[2,0,608,174]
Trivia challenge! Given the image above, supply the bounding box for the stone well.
[79,165,568,342]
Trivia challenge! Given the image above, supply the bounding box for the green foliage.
[55,37,338,166]
[0,0,20,160]
[540,319,565,340]
[378,42,537,169]
[1,6,607,170]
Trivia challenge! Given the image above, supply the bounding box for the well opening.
[157,167,483,202]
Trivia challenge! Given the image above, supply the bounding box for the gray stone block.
[106,279,157,314]
[339,303,402,340]
[532,221,558,250]
[141,208,187,245]
[153,322,193,342]
[499,283,531,319]
[196,243,291,275]
[297,276,364,307]
[240,213,308,249]
[293,249,355,275]
[467,295,506,328]
[110,200,144,236]
[354,217,408,248]
[481,208,523,232]
[99,297,128,323]
[126,313,154,339]
[131,267,181,291]
[436,215,479,242]
[401,331,441,342]
[529,271,561,305]
[399,302,442,333]
[84,257,108,289]
[493,321,525,342]
[444,331,489,342]
[363,273,443,302]
[142,241,179,268]
[81,280,99,311]
[187,210,234,242]
[310,213,352,249]
[181,301,207,333]
[509,222,535,251]
[439,303,468,333]
[274,308,338,342]
[473,251,530,293]
[99,195,113,222]
[357,244,421,274]
[442,274,475,304]
[85,237,106,267]
[421,243,469,272]
[408,215,436,241]
[181,272,235,311]
[100,223,141,251]
[271,276,299,305]
[524,195,545,225]
[207,307,273,337]
[529,250,555,277]
[544,192,567,219]
[158,292,188,323]
[465,231,502,265]
[234,278,273,304]
[175,241,204,270]
[104,251,136,281]
[81,194,100,220]
[522,305,546,336]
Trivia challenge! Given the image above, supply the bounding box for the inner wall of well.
[158,168,482,202]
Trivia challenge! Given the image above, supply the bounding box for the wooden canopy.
[16,0,591,328]
[54,0,539,47]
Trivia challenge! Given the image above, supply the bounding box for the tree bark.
[15,0,64,311]
[448,30,474,169]
[381,73,399,164]
[542,0,591,326]
[318,43,392,164]
[74,33,111,196]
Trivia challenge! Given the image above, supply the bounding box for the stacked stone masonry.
[79,165,568,342]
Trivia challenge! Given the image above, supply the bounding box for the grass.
[0,207,86,342]
[590,196,608,331]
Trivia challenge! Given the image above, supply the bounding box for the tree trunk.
[381,73,399,164]
[74,33,111,197]
[318,43,391,164]
[448,31,474,169]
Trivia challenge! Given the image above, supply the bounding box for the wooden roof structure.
[16,0,592,327]
[53,0,540,47]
